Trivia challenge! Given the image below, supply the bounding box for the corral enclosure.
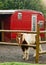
[0,10,45,42]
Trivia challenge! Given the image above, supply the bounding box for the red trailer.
[0,10,45,42]
[10,10,45,40]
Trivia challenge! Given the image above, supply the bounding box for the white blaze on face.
[22,33,36,45]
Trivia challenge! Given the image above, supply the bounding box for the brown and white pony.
[16,33,42,60]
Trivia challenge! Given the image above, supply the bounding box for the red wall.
[3,15,11,42]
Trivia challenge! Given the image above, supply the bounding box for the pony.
[16,33,42,60]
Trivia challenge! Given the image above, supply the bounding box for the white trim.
[0,10,17,14]
[0,10,43,15]
[31,14,37,31]
[0,10,16,12]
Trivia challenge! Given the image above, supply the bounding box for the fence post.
[35,24,40,63]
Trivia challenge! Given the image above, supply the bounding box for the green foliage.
[0,2,4,9]
[0,0,46,17]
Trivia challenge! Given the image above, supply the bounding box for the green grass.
[0,62,46,65]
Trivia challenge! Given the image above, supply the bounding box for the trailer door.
[32,15,37,31]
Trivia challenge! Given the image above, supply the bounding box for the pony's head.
[16,33,23,44]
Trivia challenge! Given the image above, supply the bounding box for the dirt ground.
[0,44,46,64]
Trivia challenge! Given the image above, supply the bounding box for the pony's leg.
[22,48,30,60]
[25,48,30,60]
[21,46,26,60]
[22,49,27,60]
[39,36,43,51]
[33,44,43,57]
[33,49,36,57]
[39,44,43,51]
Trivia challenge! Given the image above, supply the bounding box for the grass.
[0,62,46,65]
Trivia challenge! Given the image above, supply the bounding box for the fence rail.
[40,31,46,33]
[0,30,37,34]
[0,30,46,33]
[0,42,36,47]
[40,41,46,44]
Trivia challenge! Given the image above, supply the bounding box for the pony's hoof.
[23,56,25,60]
[22,57,29,60]
[33,54,36,57]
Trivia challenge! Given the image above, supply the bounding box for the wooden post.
[45,20,46,41]
[35,24,40,63]
[2,21,4,42]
